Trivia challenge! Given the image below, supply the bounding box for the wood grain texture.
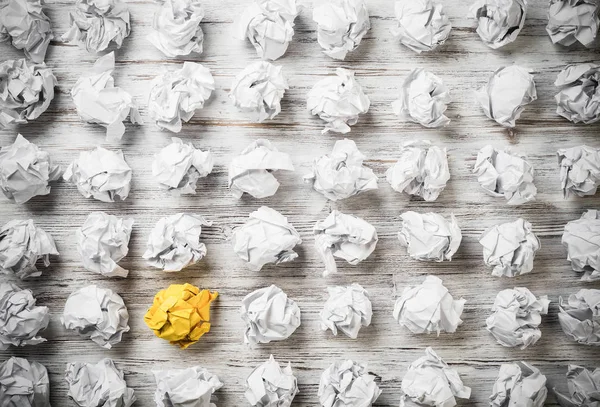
[1,0,600,405]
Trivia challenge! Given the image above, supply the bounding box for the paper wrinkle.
[314,210,378,277]
[558,145,600,198]
[320,283,372,339]
[392,0,451,53]
[475,65,537,127]
[0,357,50,407]
[148,63,214,133]
[558,288,600,346]
[304,139,378,201]
[400,347,471,407]
[398,211,462,262]
[228,139,294,199]
[554,365,600,406]
[470,0,527,49]
[307,67,370,134]
[562,209,600,281]
[149,0,205,57]
[479,218,540,277]
[153,365,223,407]
[245,355,298,407]
[143,213,212,272]
[63,0,130,53]
[0,282,49,350]
[318,360,381,407]
[0,59,56,128]
[66,358,136,407]
[61,285,130,349]
[547,0,600,47]
[555,63,600,124]
[313,0,370,60]
[486,287,550,349]
[63,146,132,202]
[490,362,548,407]
[153,137,213,195]
[229,61,288,122]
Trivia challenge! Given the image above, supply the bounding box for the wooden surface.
[1,0,600,405]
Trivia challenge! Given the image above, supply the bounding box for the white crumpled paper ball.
[558,288,600,346]
[490,362,548,407]
[149,0,205,57]
[554,365,600,406]
[244,355,298,407]
[558,145,600,198]
[392,0,451,53]
[562,209,600,281]
[470,0,527,49]
[153,365,223,407]
[547,0,600,47]
[398,211,462,262]
[555,63,600,125]
[318,360,381,407]
[0,357,50,407]
[320,283,372,339]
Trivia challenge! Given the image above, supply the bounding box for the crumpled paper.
[149,0,205,57]
[148,62,214,133]
[245,355,298,407]
[61,285,130,349]
[0,219,58,279]
[486,287,550,349]
[490,362,548,407]
[473,145,537,205]
[393,275,465,335]
[392,0,451,53]
[63,0,130,53]
[0,0,53,63]
[470,0,527,49]
[0,282,49,350]
[314,210,378,277]
[71,52,142,141]
[313,0,370,60]
[153,138,213,195]
[554,365,600,406]
[320,283,372,339]
[562,209,600,281]
[318,360,381,407]
[229,61,288,122]
[0,59,56,128]
[398,211,461,262]
[547,0,600,47]
[144,283,218,349]
[555,63,600,124]
[386,140,450,201]
[143,213,212,272]
[0,357,50,407]
[307,67,370,134]
[304,139,378,201]
[475,65,537,127]
[63,147,132,202]
[153,366,223,407]
[479,218,541,277]
[558,288,600,346]
[558,145,600,198]
[230,206,302,271]
[228,139,294,199]
[66,358,136,407]
[241,284,301,345]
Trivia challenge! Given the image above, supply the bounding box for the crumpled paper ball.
[386,140,450,201]
[486,287,550,349]
[144,283,218,349]
[0,282,49,350]
[555,63,600,124]
[307,67,370,134]
[320,283,372,339]
[558,288,600,346]
[148,62,214,133]
[562,209,600,281]
[479,218,541,277]
[558,145,600,198]
[393,275,465,335]
[475,65,537,128]
[313,0,370,60]
[229,61,288,122]
[153,138,213,195]
[66,358,136,407]
[318,360,381,407]
[153,365,223,407]
[490,362,548,407]
[473,145,537,205]
[398,211,462,262]
[0,0,53,63]
[61,285,130,349]
[149,0,205,57]
[143,213,212,272]
[547,0,600,47]
[63,0,131,53]
[392,0,451,53]
[554,365,600,406]
[63,147,132,202]
[304,138,378,201]
[0,357,50,407]
[0,59,56,128]
[245,355,298,407]
[470,0,527,49]
[314,210,378,277]
[241,284,301,345]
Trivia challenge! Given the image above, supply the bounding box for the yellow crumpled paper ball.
[144,283,218,349]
